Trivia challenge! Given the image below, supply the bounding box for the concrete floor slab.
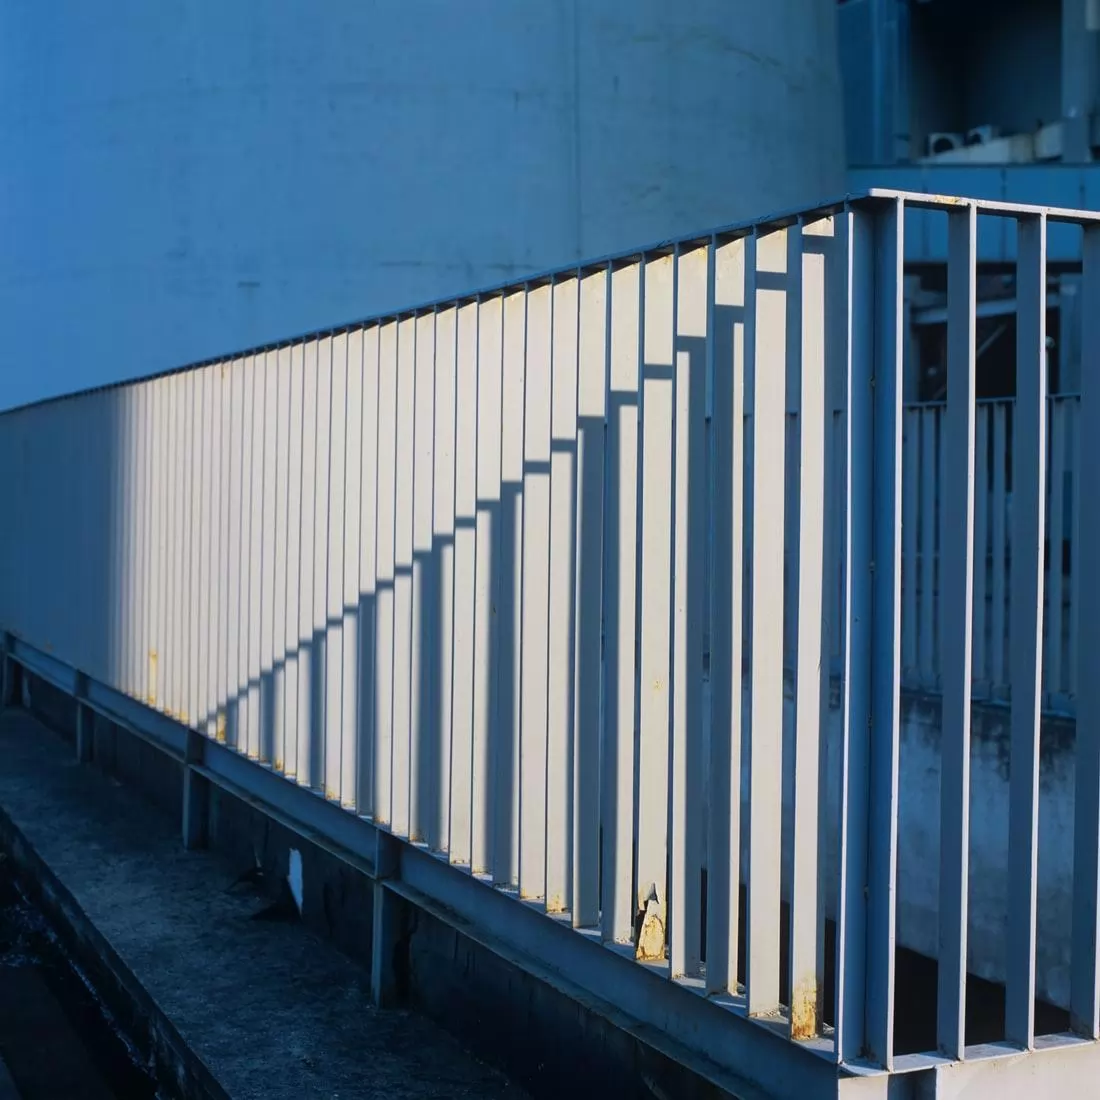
[0,709,525,1100]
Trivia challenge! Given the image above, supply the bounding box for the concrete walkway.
[0,708,525,1100]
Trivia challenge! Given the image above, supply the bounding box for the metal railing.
[3,190,1100,1096]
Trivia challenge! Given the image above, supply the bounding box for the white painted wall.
[0,1,845,409]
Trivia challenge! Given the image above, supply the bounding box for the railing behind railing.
[3,191,1100,1087]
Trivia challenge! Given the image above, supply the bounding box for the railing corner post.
[371,830,406,1009]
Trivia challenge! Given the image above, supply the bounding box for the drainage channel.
[0,855,159,1100]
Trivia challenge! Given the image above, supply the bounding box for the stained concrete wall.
[0,1,845,410]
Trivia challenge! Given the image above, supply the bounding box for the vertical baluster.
[547,276,580,912]
[256,351,277,761]
[1071,224,1100,1039]
[706,235,747,995]
[451,304,479,864]
[637,252,675,960]
[392,320,416,835]
[326,334,348,795]
[431,310,457,850]
[1006,213,1047,1049]
[473,298,503,874]
[411,313,437,839]
[283,346,305,777]
[239,357,256,744]
[670,243,706,978]
[601,262,641,945]
[310,338,333,786]
[746,227,786,1014]
[790,217,831,1038]
[272,347,291,771]
[374,324,398,824]
[937,204,977,1059]
[1070,397,1080,699]
[341,330,364,806]
[358,327,381,819]
[496,290,527,884]
[226,361,245,742]
[520,285,552,898]
[573,266,607,927]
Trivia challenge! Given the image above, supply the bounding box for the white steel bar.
[358,327,381,817]
[973,407,990,687]
[272,347,291,770]
[706,235,747,994]
[297,341,320,784]
[431,309,457,851]
[1006,213,1047,1050]
[520,284,552,899]
[170,371,187,720]
[226,361,245,744]
[670,243,706,978]
[937,204,977,1060]
[410,313,436,839]
[547,275,579,913]
[637,251,675,957]
[1072,223,1100,1039]
[496,289,527,885]
[747,227,786,1016]
[239,357,256,746]
[918,408,936,685]
[901,409,918,676]
[790,219,829,1039]
[195,370,212,729]
[1048,400,1067,696]
[601,261,641,944]
[183,369,199,725]
[118,386,135,699]
[326,333,349,798]
[247,354,267,758]
[991,404,1008,688]
[216,363,233,737]
[573,266,607,928]
[392,320,416,836]
[866,198,905,1069]
[341,325,363,809]
[311,337,333,789]
[135,383,151,708]
[473,296,503,876]
[374,324,399,825]
[284,345,305,777]
[451,302,479,866]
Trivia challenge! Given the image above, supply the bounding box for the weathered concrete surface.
[0,707,525,1100]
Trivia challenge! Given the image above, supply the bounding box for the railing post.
[1071,223,1100,1039]
[835,197,904,1068]
[182,728,209,851]
[0,633,15,709]
[75,671,93,764]
[371,830,404,1008]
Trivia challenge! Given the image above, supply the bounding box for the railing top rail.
[4,188,1098,421]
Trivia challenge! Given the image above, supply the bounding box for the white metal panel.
[247,354,267,757]
[572,266,607,927]
[375,323,399,825]
[432,309,457,852]
[547,275,579,913]
[497,289,527,885]
[341,329,364,809]
[451,302,480,867]
[272,347,292,769]
[670,244,706,979]
[392,319,416,837]
[283,345,305,775]
[706,234,747,996]
[298,341,320,784]
[311,337,333,788]
[411,312,436,841]
[520,283,552,900]
[358,326,382,817]
[326,333,349,799]
[637,251,675,950]
[602,259,641,946]
[473,296,503,876]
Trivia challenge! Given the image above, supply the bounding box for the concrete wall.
[0,1,846,410]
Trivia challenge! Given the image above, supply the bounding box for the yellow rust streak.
[789,976,820,1041]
